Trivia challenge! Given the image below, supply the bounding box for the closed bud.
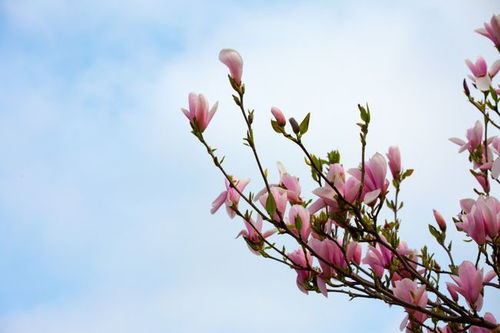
[271,107,286,126]
[433,209,447,232]
[289,117,300,134]
[463,79,470,97]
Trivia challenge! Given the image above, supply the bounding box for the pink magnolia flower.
[211,177,250,218]
[433,209,447,231]
[288,204,311,241]
[363,236,416,279]
[469,313,497,333]
[219,48,243,86]
[392,278,428,330]
[236,215,276,255]
[271,107,286,126]
[387,146,401,179]
[181,93,218,132]
[475,14,500,49]
[310,163,360,214]
[446,261,496,311]
[277,162,302,204]
[465,57,500,91]
[348,153,389,204]
[456,196,500,245]
[257,186,288,221]
[288,248,313,294]
[346,241,362,265]
[449,120,483,154]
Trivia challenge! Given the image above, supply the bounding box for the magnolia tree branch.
[182,16,500,332]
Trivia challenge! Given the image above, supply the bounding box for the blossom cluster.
[182,15,500,333]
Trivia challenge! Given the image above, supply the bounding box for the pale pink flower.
[219,48,243,86]
[449,120,483,154]
[310,163,360,214]
[456,196,500,245]
[392,278,428,329]
[346,241,362,265]
[433,209,447,231]
[387,146,401,179]
[348,153,389,204]
[271,107,286,126]
[288,204,311,241]
[257,186,288,221]
[465,57,500,91]
[362,237,393,277]
[475,15,500,48]
[288,248,312,294]
[446,261,496,311]
[211,177,250,218]
[469,313,497,333]
[236,215,276,255]
[181,93,218,132]
[277,162,302,204]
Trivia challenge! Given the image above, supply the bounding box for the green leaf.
[428,224,444,244]
[489,86,498,102]
[295,216,303,232]
[266,193,277,215]
[327,150,340,164]
[232,94,241,106]
[401,169,414,180]
[299,113,311,135]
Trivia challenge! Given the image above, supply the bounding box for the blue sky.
[0,0,499,332]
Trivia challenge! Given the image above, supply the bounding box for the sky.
[0,0,499,332]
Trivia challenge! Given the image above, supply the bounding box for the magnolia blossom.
[387,146,401,179]
[450,120,483,154]
[288,204,311,241]
[363,236,415,279]
[288,248,312,294]
[219,48,243,86]
[457,196,500,245]
[257,186,288,221]
[348,153,389,204]
[433,209,447,231]
[181,93,218,132]
[310,163,360,214]
[271,107,286,126]
[277,162,302,204]
[446,261,496,311]
[236,215,275,255]
[465,57,500,91]
[476,14,500,48]
[211,177,250,218]
[392,279,428,331]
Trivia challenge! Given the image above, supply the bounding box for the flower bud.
[219,49,243,86]
[289,117,300,134]
[432,209,447,232]
[271,107,286,126]
[463,79,470,97]
[386,146,401,179]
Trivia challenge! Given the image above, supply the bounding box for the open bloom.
[446,261,496,311]
[181,92,218,132]
[457,196,500,245]
[211,177,250,218]
[392,279,428,331]
[288,248,312,294]
[465,57,500,91]
[277,162,302,204]
[387,146,401,179]
[348,153,389,204]
[475,14,500,49]
[363,236,416,279]
[236,215,275,255]
[288,204,311,241]
[310,163,360,214]
[449,120,483,154]
[219,48,243,86]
